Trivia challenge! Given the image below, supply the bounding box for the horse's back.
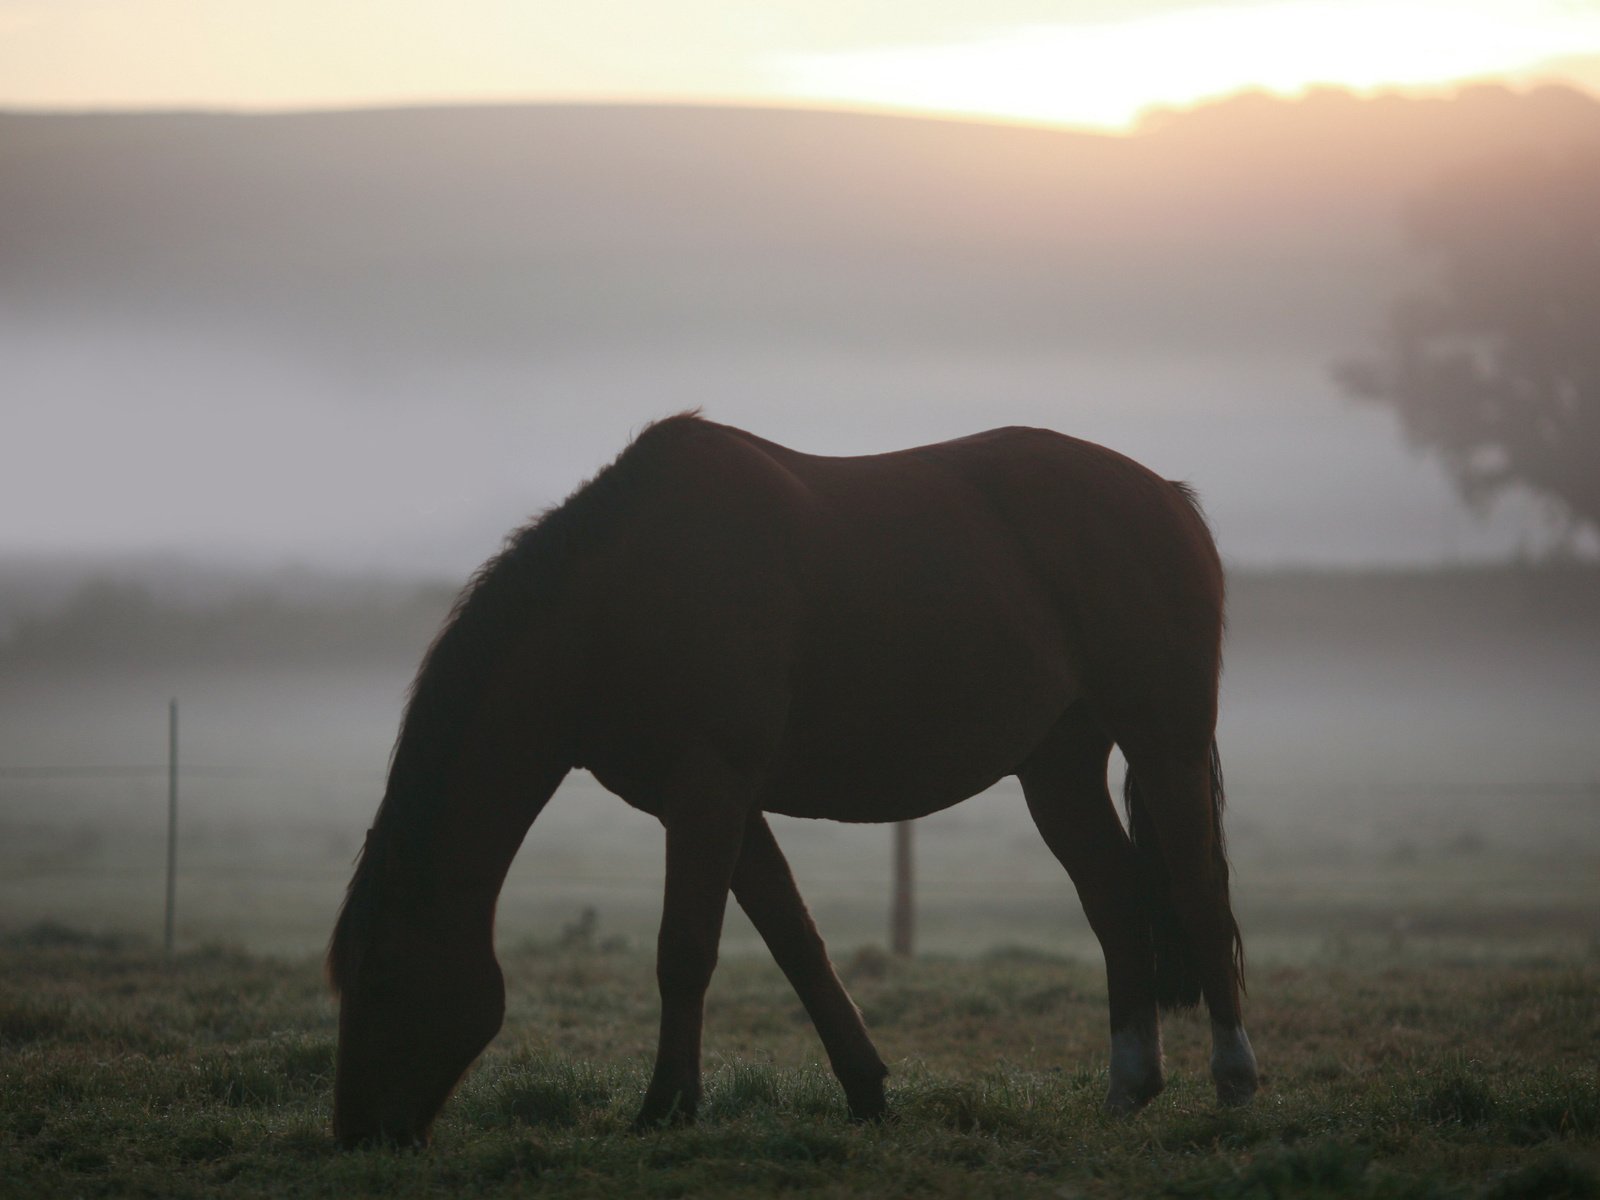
[918,425,1226,744]
[572,418,1223,814]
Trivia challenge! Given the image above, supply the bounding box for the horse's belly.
[762,642,1080,822]
[760,765,1019,822]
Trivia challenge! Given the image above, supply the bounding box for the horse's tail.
[1123,740,1243,1011]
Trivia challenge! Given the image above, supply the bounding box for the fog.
[2,569,1596,957]
[2,88,1597,959]
[7,90,1599,572]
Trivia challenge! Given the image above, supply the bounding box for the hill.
[5,86,1597,366]
[6,87,1600,571]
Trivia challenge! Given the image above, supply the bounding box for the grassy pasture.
[3,929,1597,1199]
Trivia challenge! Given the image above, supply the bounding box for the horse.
[326,413,1258,1146]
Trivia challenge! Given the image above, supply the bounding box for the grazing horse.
[326,414,1258,1146]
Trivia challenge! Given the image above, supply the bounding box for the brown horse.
[327,413,1258,1145]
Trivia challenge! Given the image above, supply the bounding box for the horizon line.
[4,78,1596,137]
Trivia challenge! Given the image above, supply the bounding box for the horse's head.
[330,899,505,1147]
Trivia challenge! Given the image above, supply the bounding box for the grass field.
[4,927,1598,1199]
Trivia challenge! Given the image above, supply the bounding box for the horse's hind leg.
[1124,750,1258,1107]
[635,750,755,1129]
[1017,707,1164,1114]
[732,813,888,1120]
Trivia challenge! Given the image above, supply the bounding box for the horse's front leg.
[634,752,753,1129]
[732,813,888,1120]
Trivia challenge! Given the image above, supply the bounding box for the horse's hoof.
[1103,1075,1163,1117]
[1211,1024,1258,1107]
[845,1086,888,1124]
[1105,1027,1165,1116]
[631,1096,696,1132]
[334,1123,431,1150]
[631,1112,692,1132]
[1214,1074,1258,1107]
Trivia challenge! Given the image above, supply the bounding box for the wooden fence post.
[891,820,914,957]
[164,699,177,955]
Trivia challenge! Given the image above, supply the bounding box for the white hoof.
[1210,1020,1258,1107]
[1105,1023,1165,1114]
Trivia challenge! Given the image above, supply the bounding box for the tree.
[1336,150,1600,539]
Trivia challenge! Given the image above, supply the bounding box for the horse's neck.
[429,754,570,907]
[387,686,573,915]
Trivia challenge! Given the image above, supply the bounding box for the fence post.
[164,699,178,955]
[891,820,914,957]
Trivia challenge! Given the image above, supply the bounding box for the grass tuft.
[0,995,75,1045]
[1482,1151,1600,1200]
[1176,1137,1372,1197]
[1418,1070,1499,1127]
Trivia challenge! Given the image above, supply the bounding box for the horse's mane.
[1169,480,1212,532]
[326,412,707,994]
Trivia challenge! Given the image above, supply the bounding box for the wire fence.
[5,727,1599,957]
[0,716,923,954]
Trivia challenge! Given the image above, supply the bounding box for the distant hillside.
[7,87,1600,571]
[5,86,1597,367]
[0,576,454,669]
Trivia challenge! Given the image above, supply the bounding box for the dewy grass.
[2,934,1598,1199]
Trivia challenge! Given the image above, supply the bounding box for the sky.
[4,0,1599,574]
[3,0,1600,129]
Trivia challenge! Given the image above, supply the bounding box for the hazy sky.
[3,0,1599,128]
[5,5,1599,573]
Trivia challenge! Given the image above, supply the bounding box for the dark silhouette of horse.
[327,414,1258,1145]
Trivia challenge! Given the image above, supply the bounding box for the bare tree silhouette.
[1336,150,1600,539]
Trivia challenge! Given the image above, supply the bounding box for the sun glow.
[1,0,1598,123]
[774,0,1600,130]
